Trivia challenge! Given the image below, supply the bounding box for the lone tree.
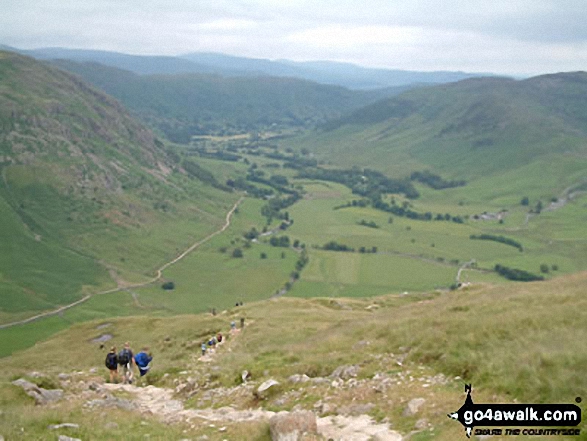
[162,281,175,290]
[521,196,529,206]
[232,248,244,258]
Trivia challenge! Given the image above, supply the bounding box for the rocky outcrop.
[11,378,63,405]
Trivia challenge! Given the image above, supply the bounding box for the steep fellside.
[0,51,235,323]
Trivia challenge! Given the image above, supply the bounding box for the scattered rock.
[49,423,80,430]
[403,398,426,416]
[288,374,311,384]
[89,368,98,374]
[58,373,71,381]
[85,396,136,411]
[270,411,318,441]
[0,436,4,441]
[337,403,375,416]
[28,371,43,378]
[196,436,210,441]
[330,365,359,380]
[11,378,63,405]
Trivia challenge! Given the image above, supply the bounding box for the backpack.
[105,352,118,370]
[118,348,131,365]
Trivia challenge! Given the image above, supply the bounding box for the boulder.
[269,411,318,441]
[11,378,63,405]
[256,379,280,398]
[403,398,425,416]
[330,365,359,380]
[288,374,311,384]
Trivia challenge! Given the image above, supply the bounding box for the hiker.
[105,346,119,383]
[217,332,223,343]
[230,321,236,331]
[201,342,207,356]
[118,342,135,384]
[134,348,153,378]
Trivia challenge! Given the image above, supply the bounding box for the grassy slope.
[0,196,298,357]
[0,51,237,323]
[0,271,585,440]
[285,180,587,293]
[285,73,587,202]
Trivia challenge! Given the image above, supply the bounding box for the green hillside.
[0,271,585,440]
[286,73,587,202]
[50,59,398,143]
[0,51,237,324]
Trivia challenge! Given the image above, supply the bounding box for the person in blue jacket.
[134,347,153,377]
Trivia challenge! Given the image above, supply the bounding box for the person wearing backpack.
[134,348,153,378]
[105,346,119,383]
[118,342,135,384]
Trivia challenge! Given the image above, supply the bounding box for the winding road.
[0,197,243,330]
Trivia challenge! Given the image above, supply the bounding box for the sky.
[1,0,586,75]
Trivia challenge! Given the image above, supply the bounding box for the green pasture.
[0,198,298,356]
[289,250,457,297]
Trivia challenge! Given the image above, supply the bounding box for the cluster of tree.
[226,177,274,199]
[322,241,354,252]
[333,199,369,210]
[232,248,244,258]
[370,195,465,223]
[470,234,523,251]
[183,159,227,190]
[297,167,419,199]
[494,264,544,281]
[261,192,301,224]
[358,219,379,228]
[198,150,242,162]
[246,170,295,194]
[270,236,291,247]
[410,170,466,189]
[243,227,259,240]
[540,263,559,273]
[359,246,378,253]
[295,249,309,272]
[282,156,318,169]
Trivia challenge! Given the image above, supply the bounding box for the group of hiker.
[105,342,152,384]
[200,318,246,356]
[105,318,245,382]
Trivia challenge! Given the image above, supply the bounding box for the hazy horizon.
[1,1,586,77]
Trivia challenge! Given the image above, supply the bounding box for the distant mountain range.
[0,45,488,90]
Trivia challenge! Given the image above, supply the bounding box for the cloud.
[0,0,586,74]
